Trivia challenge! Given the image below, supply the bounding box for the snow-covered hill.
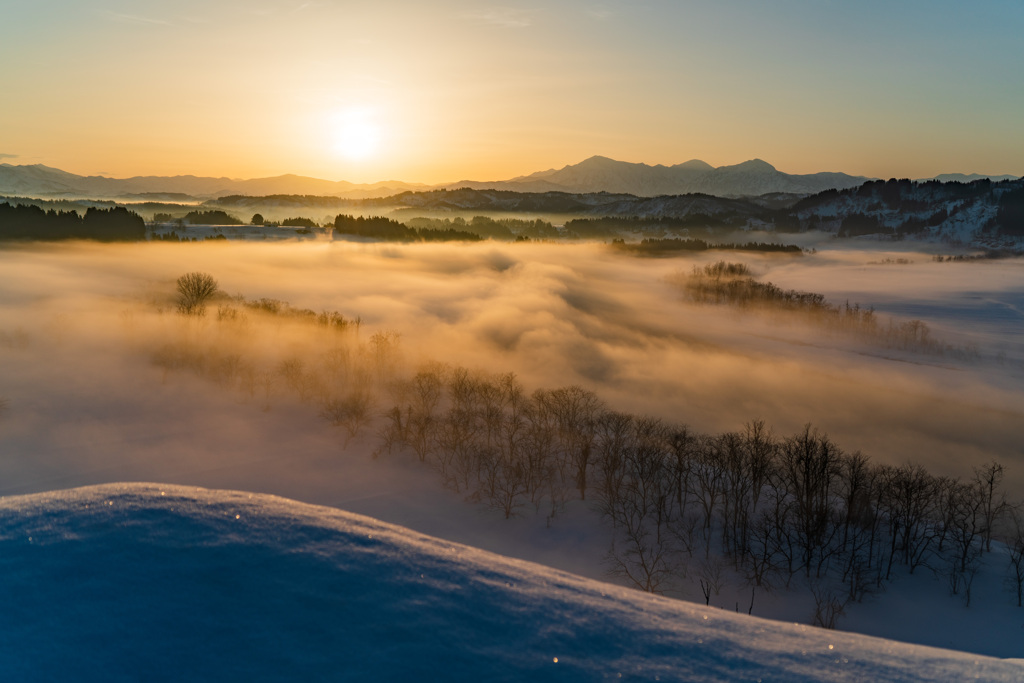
[0,483,1020,682]
[792,178,1024,247]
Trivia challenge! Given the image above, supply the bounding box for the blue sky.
[1,0,1021,181]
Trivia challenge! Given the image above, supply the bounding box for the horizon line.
[3,157,1022,187]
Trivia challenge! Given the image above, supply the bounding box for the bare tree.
[320,390,376,444]
[594,411,635,519]
[1006,507,1024,607]
[541,385,603,500]
[667,425,697,516]
[375,406,406,458]
[434,407,480,493]
[973,460,1006,552]
[879,463,939,577]
[938,478,984,604]
[778,425,842,578]
[697,557,727,606]
[720,431,754,559]
[483,450,530,519]
[476,375,507,452]
[745,511,780,592]
[176,272,218,315]
[691,434,727,554]
[522,396,559,511]
[605,417,675,593]
[837,451,881,602]
[366,331,402,381]
[399,373,438,461]
[436,367,486,494]
[810,582,848,629]
[257,370,275,411]
[278,357,321,402]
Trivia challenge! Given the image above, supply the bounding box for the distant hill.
[922,173,1021,183]
[790,177,1024,245]
[447,155,874,197]
[3,158,1019,209]
[210,176,1024,246]
[5,174,1023,248]
[0,157,890,201]
[263,178,1024,247]
[0,164,428,200]
[223,187,768,226]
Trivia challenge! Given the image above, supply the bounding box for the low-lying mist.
[1,239,1023,498]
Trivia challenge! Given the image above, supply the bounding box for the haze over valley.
[3,155,1019,202]
[2,0,1024,679]
[2,237,1024,664]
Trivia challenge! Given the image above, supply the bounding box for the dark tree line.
[333,214,482,242]
[611,237,802,256]
[0,203,145,241]
[153,231,226,242]
[371,365,1018,620]
[183,210,243,225]
[376,369,606,521]
[334,215,417,240]
[676,261,980,358]
[996,187,1024,236]
[281,216,318,228]
[682,261,840,313]
[406,216,560,240]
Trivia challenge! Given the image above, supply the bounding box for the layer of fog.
[1,240,1022,500]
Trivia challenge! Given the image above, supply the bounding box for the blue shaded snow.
[0,483,1019,682]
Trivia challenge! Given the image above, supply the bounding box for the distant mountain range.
[0,164,427,201]
[929,173,1021,184]
[446,156,874,197]
[1,158,1019,201]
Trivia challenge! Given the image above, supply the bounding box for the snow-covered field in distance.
[0,240,1023,666]
[1,482,1020,682]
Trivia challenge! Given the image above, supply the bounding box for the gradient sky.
[2,0,1022,183]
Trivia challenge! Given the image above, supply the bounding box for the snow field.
[1,483,1020,682]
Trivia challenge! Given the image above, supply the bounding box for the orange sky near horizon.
[1,1,1022,184]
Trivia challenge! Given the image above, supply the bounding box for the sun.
[331,107,382,162]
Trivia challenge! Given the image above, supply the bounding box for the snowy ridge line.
[0,483,1020,682]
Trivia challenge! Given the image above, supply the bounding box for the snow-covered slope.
[1,483,1019,682]
[792,177,1024,246]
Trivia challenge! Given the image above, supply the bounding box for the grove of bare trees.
[148,279,1023,629]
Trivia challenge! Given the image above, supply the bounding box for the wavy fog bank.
[1,240,1022,495]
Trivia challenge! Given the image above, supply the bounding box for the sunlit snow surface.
[0,484,1019,682]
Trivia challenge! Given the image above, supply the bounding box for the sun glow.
[332,107,383,162]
